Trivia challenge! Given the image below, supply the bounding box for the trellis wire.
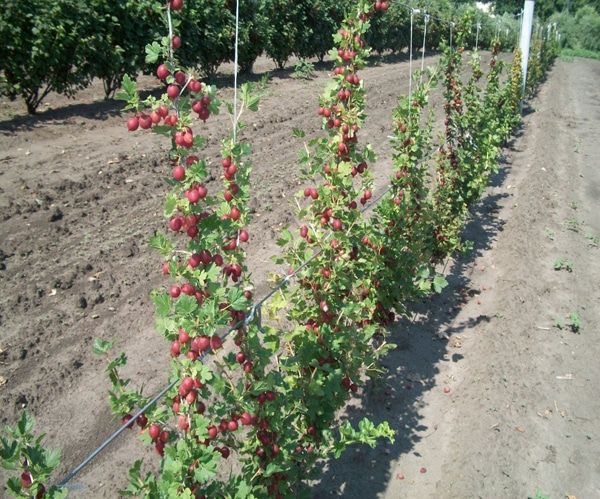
[232,0,241,143]
[419,13,429,84]
[408,8,419,123]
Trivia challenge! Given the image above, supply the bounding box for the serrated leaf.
[92,338,114,356]
[145,42,162,64]
[121,74,136,95]
[240,142,252,156]
[292,127,305,138]
[174,294,198,316]
[234,479,253,499]
[44,448,61,469]
[264,462,284,477]
[164,194,178,217]
[433,275,448,293]
[153,292,172,316]
[228,287,248,311]
[149,232,174,257]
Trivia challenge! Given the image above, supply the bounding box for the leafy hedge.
[0,0,550,115]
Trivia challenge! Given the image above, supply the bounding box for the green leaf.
[44,448,61,469]
[264,462,284,477]
[228,287,248,311]
[145,42,162,64]
[17,411,34,436]
[0,437,19,467]
[433,276,448,293]
[174,294,198,316]
[233,479,253,499]
[164,194,178,217]
[92,338,114,356]
[292,127,306,138]
[153,292,172,316]
[121,74,136,96]
[149,232,174,257]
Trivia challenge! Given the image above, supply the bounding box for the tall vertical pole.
[519,0,535,113]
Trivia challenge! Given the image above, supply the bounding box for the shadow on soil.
[311,141,517,497]
[0,49,446,135]
[0,89,157,134]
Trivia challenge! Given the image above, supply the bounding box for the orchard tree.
[0,0,94,114]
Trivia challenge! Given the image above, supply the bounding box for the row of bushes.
[1,0,528,115]
[0,0,560,495]
[551,5,600,53]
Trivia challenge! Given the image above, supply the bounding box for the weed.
[253,72,272,99]
[585,233,599,247]
[545,228,555,240]
[570,200,578,209]
[565,218,580,231]
[293,59,315,80]
[553,257,573,272]
[569,311,581,333]
[531,488,549,499]
[556,312,581,333]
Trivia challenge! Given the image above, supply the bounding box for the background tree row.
[0,0,568,115]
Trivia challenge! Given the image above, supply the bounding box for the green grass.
[560,48,600,61]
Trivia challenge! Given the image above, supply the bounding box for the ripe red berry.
[230,206,241,220]
[207,425,218,439]
[126,116,139,131]
[138,113,152,130]
[173,165,185,181]
[20,471,32,488]
[156,63,170,80]
[210,335,223,350]
[169,217,182,232]
[136,413,148,428]
[167,84,180,100]
[196,335,210,352]
[170,0,183,11]
[148,424,160,440]
[122,414,134,429]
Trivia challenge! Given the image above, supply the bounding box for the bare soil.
[1,53,599,498]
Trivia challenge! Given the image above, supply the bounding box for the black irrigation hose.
[57,379,178,488]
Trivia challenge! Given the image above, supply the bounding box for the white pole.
[519,0,535,111]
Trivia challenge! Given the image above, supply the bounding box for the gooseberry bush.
[1,1,560,497]
[99,0,394,497]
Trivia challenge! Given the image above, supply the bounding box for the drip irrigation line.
[57,379,178,489]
